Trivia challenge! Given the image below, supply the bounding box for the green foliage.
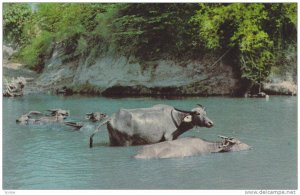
[5,2,297,86]
[111,4,200,59]
[3,3,32,46]
[19,31,53,71]
[192,3,297,84]
[37,4,119,60]
[12,3,118,69]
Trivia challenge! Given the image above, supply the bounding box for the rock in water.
[3,77,26,97]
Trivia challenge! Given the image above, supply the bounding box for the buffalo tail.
[89,118,110,148]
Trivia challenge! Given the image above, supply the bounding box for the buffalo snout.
[16,116,27,124]
[205,120,214,128]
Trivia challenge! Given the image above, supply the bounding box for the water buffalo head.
[174,104,213,128]
[16,111,42,124]
[86,112,108,122]
[47,109,69,118]
[16,114,30,124]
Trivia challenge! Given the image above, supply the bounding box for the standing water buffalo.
[89,104,213,147]
[134,136,251,159]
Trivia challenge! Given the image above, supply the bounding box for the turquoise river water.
[2,94,297,189]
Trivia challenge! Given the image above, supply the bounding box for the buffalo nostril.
[208,121,213,127]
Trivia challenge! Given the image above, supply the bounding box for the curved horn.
[174,107,196,114]
[218,135,229,139]
[64,122,83,129]
[86,112,93,115]
[47,109,59,112]
[227,139,236,144]
[197,104,206,110]
[27,111,43,116]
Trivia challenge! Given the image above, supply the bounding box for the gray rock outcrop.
[36,47,240,96]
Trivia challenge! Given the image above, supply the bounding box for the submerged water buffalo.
[47,109,69,117]
[37,114,67,123]
[64,112,107,130]
[16,109,69,124]
[86,112,108,122]
[16,111,43,124]
[90,104,213,147]
[135,136,251,159]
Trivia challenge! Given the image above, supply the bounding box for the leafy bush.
[4,2,297,86]
[19,31,53,71]
[192,3,297,85]
[3,3,32,46]
[111,4,200,59]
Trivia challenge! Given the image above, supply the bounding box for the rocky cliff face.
[36,47,241,96]
[35,46,296,97]
[263,48,297,96]
[3,45,40,95]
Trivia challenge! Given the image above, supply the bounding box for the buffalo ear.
[183,115,192,123]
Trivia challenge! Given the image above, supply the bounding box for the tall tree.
[192,3,297,88]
